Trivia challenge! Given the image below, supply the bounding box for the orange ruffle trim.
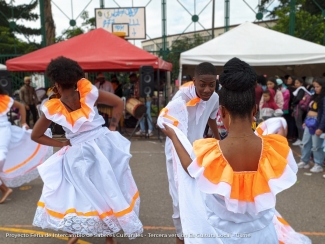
[0,95,12,114]
[38,191,139,219]
[43,79,93,126]
[193,135,290,202]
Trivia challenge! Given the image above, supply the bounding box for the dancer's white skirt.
[33,126,143,238]
[0,120,52,187]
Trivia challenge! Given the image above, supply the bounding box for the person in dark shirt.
[292,78,309,145]
[111,75,123,98]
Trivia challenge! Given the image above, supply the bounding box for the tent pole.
[157,68,162,142]
[166,71,171,103]
[212,0,215,38]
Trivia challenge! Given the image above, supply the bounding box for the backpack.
[299,92,312,112]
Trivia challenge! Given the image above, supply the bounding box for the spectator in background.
[111,75,123,98]
[255,75,265,117]
[292,78,309,146]
[305,76,315,94]
[19,76,39,127]
[129,73,154,137]
[298,78,325,173]
[95,73,114,127]
[95,73,114,93]
[181,75,192,85]
[277,78,290,116]
[284,75,298,141]
[259,77,284,111]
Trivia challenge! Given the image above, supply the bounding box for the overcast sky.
[15,0,278,47]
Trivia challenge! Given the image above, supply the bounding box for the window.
[143,44,154,51]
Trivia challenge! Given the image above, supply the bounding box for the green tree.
[0,0,40,37]
[259,0,325,17]
[167,34,208,80]
[0,0,41,54]
[259,0,325,44]
[56,11,95,42]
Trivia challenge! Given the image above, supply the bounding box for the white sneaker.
[310,164,324,173]
[297,162,310,169]
[135,130,145,136]
[147,130,153,137]
[292,139,302,146]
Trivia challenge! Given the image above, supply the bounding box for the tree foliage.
[259,0,325,16]
[259,0,325,44]
[0,0,40,36]
[167,34,208,80]
[0,0,41,54]
[0,26,39,54]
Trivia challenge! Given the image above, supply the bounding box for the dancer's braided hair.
[219,57,256,118]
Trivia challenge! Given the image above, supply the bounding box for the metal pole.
[161,0,168,104]
[224,0,230,32]
[39,0,46,47]
[100,0,104,8]
[162,0,167,59]
[289,0,296,36]
[212,0,215,38]
[157,68,162,142]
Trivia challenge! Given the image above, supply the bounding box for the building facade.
[141,20,277,52]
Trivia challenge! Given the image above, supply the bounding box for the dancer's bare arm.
[31,115,70,147]
[96,90,123,131]
[12,100,29,129]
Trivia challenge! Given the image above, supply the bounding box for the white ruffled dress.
[158,99,311,243]
[0,95,52,187]
[33,79,143,238]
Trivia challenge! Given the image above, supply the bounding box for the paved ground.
[0,135,324,244]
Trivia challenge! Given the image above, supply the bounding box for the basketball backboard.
[95,7,146,39]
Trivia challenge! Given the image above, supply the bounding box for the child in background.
[277,78,290,115]
[260,89,283,121]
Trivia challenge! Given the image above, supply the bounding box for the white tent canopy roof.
[0,64,6,70]
[180,22,325,67]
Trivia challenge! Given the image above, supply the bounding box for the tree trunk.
[44,0,55,45]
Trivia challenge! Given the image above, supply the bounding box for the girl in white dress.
[0,86,52,203]
[31,56,143,244]
[160,58,310,244]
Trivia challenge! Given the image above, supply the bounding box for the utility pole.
[212,0,215,38]
[224,0,230,32]
[100,0,104,8]
[289,0,296,36]
[162,0,167,60]
[39,0,46,47]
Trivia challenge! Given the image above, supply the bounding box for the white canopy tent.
[179,22,325,78]
[0,64,6,70]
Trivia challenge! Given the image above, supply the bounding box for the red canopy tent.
[6,28,172,72]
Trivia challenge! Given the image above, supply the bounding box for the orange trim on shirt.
[0,95,11,114]
[181,81,194,87]
[186,97,201,107]
[43,79,93,126]
[159,108,168,116]
[192,135,290,202]
[37,191,140,219]
[4,144,41,173]
[159,108,179,127]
